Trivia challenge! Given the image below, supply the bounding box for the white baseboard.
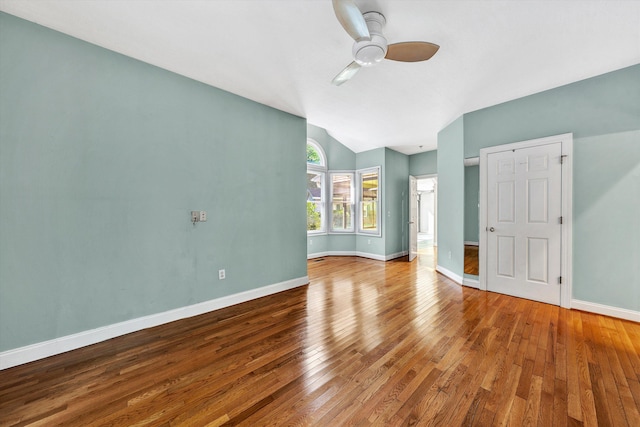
[571,299,640,323]
[355,251,386,261]
[384,250,409,261]
[463,278,480,289]
[0,276,309,371]
[307,251,356,259]
[308,251,329,259]
[308,251,407,262]
[436,265,463,285]
[464,241,479,246]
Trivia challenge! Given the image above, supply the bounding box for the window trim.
[306,170,326,235]
[306,139,326,168]
[356,166,382,236]
[307,139,327,235]
[328,170,355,234]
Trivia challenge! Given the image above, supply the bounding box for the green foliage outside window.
[307,144,321,165]
[307,201,321,230]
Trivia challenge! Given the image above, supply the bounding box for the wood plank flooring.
[464,245,479,276]
[2,253,640,426]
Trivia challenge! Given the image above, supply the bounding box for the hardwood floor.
[464,245,479,276]
[2,254,640,426]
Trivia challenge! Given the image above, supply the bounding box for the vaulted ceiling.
[1,0,638,154]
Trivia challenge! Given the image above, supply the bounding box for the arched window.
[306,140,326,233]
[306,139,326,166]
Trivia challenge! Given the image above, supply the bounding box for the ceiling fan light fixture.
[352,11,387,66]
[353,35,387,66]
[331,2,439,85]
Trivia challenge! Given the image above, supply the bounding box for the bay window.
[307,139,380,237]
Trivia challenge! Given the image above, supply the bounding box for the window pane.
[332,174,352,203]
[307,144,321,165]
[307,171,322,193]
[331,174,353,231]
[307,171,323,232]
[332,202,352,230]
[361,201,378,230]
[307,201,322,231]
[359,169,379,233]
[362,171,378,201]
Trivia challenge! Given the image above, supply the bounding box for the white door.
[486,142,562,305]
[409,176,418,262]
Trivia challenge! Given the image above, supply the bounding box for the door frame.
[478,133,573,308]
[409,176,418,262]
[412,174,438,249]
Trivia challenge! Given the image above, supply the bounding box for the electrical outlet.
[218,269,225,280]
[309,239,313,245]
[448,251,452,259]
[191,211,207,223]
[368,239,371,244]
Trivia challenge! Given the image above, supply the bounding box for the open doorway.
[464,162,480,276]
[416,176,437,254]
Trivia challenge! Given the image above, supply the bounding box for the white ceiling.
[1,0,639,155]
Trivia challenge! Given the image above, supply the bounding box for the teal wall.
[460,64,640,311]
[0,13,307,352]
[464,165,480,243]
[327,234,357,253]
[384,149,410,256]
[409,150,437,176]
[463,64,640,156]
[436,117,465,277]
[572,130,639,309]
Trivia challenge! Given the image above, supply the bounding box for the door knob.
[489,227,495,232]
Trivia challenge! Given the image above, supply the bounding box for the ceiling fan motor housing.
[352,11,387,66]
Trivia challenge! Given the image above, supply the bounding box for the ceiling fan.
[331,0,440,86]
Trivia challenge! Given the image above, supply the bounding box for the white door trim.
[413,174,438,246]
[479,133,573,308]
[409,175,418,262]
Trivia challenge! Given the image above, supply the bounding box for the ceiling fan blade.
[385,42,440,62]
[332,0,370,41]
[332,61,361,86]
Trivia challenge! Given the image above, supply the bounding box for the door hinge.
[559,276,563,284]
[560,154,568,164]
[559,216,563,224]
